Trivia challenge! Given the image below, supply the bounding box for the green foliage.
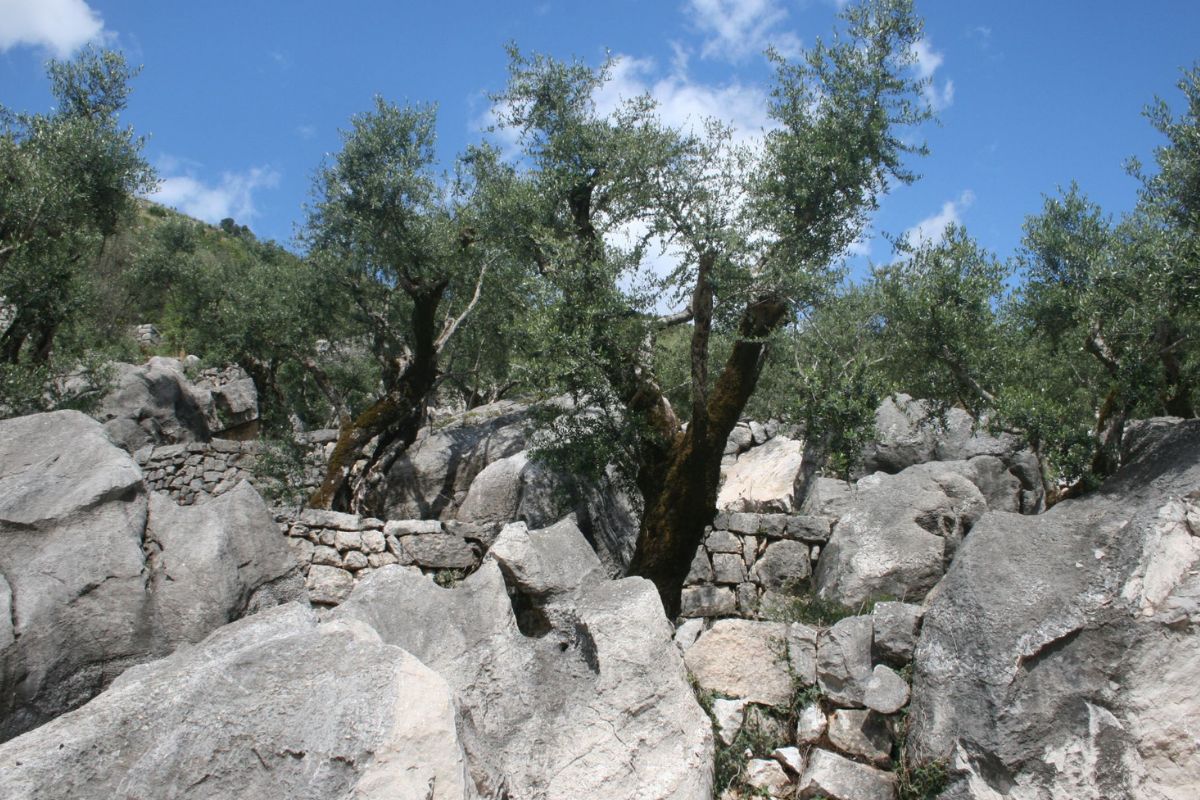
[761,578,894,628]
[892,711,950,800]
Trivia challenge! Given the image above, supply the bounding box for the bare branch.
[434,257,492,354]
[655,307,693,329]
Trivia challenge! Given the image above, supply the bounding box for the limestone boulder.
[335,518,713,800]
[798,749,897,800]
[907,418,1200,800]
[815,615,874,707]
[0,411,300,741]
[0,604,476,799]
[813,461,986,607]
[378,400,529,520]
[684,619,794,707]
[717,436,805,513]
[94,357,215,451]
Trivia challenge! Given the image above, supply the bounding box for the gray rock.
[814,462,986,606]
[751,540,812,589]
[488,517,603,598]
[827,708,892,766]
[402,534,478,570]
[361,530,386,553]
[685,548,714,584]
[94,358,215,451]
[680,585,737,618]
[784,514,833,543]
[379,400,528,520]
[333,529,362,551]
[800,477,855,519]
[816,616,874,707]
[300,508,362,531]
[684,620,793,707]
[0,604,475,799]
[871,601,922,664]
[383,518,442,536]
[736,582,758,616]
[795,703,827,744]
[674,618,705,652]
[798,748,897,800]
[336,543,713,798]
[712,552,747,584]
[712,697,748,745]
[705,529,742,553]
[745,759,790,796]
[342,550,369,571]
[772,746,805,776]
[304,565,355,605]
[717,436,805,513]
[454,450,528,528]
[906,419,1200,800]
[787,623,819,686]
[0,412,298,742]
[725,423,753,456]
[862,664,910,714]
[714,510,788,536]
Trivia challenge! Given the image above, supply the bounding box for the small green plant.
[892,711,950,800]
[433,568,467,587]
[762,578,899,628]
[252,437,310,506]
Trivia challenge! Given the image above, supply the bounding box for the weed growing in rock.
[891,710,949,800]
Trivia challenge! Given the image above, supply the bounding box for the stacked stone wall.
[681,510,833,619]
[275,508,483,605]
[136,439,260,505]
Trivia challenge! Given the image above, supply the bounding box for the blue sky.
[2,0,1199,277]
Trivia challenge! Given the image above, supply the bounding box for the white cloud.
[911,38,954,110]
[595,53,774,145]
[685,0,802,62]
[905,190,975,247]
[0,0,107,57]
[150,165,281,224]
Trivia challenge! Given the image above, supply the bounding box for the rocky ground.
[0,358,1196,799]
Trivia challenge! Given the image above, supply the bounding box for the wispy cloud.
[912,38,954,110]
[684,0,802,63]
[150,161,281,224]
[0,0,108,57]
[296,124,317,140]
[905,190,975,246]
[595,53,773,145]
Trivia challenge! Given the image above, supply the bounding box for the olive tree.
[497,0,932,614]
[304,99,524,511]
[0,47,152,402]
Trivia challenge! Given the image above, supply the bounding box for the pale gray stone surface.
[863,664,910,714]
[798,748,898,800]
[684,620,793,707]
[751,539,812,589]
[712,552,748,584]
[871,601,923,664]
[685,548,714,584]
[680,585,737,618]
[907,419,1200,800]
[488,517,603,598]
[814,462,986,606]
[745,758,791,796]
[827,709,892,765]
[337,533,713,800]
[94,358,215,451]
[717,436,805,513]
[816,615,874,707]
[399,533,478,569]
[772,746,805,776]
[0,604,476,800]
[795,703,827,744]
[786,623,818,686]
[0,412,299,742]
[304,565,355,604]
[712,697,747,745]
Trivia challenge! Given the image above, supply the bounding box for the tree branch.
[434,257,492,354]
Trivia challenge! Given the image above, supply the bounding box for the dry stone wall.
[681,510,833,619]
[276,508,483,606]
[136,439,260,505]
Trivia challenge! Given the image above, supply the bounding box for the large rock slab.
[94,357,216,451]
[377,400,529,520]
[336,517,713,799]
[814,461,986,606]
[0,604,475,799]
[907,418,1200,800]
[717,436,805,513]
[798,748,897,800]
[0,411,300,741]
[684,619,795,707]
